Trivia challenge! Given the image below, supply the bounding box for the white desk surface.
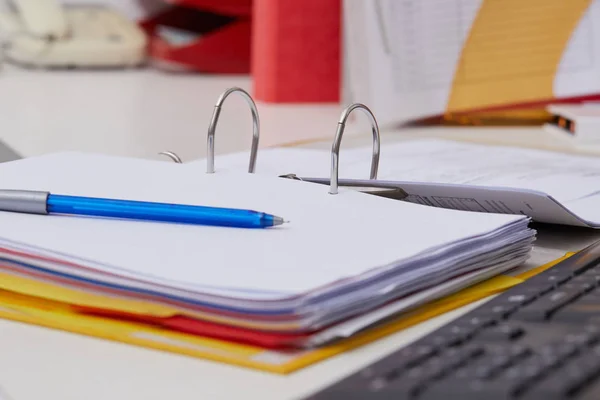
[2,66,600,162]
[1,67,600,400]
[0,66,344,162]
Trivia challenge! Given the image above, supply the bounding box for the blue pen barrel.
[46,194,276,228]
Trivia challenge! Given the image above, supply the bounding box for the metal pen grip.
[0,190,49,214]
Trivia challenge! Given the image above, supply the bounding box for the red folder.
[251,0,342,102]
[76,306,312,349]
[142,0,252,73]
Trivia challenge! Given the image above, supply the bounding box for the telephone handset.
[9,0,69,40]
[0,0,147,68]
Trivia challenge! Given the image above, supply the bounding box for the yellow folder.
[0,253,573,374]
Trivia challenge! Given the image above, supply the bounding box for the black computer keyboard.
[304,240,600,400]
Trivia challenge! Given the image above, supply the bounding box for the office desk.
[2,138,600,400]
[1,68,600,400]
[0,67,342,162]
[1,227,599,400]
[2,66,598,162]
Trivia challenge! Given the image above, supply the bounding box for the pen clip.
[279,174,407,200]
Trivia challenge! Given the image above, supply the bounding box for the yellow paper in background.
[0,271,177,317]
[0,253,574,374]
[0,271,304,331]
[447,0,592,114]
[443,108,553,126]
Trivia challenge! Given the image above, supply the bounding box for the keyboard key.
[455,315,497,331]
[568,256,600,275]
[369,345,484,399]
[471,301,520,321]
[367,376,421,400]
[523,371,578,399]
[525,348,600,398]
[536,352,561,370]
[562,281,598,295]
[423,347,552,400]
[434,324,478,345]
[508,344,530,357]
[420,380,510,400]
[564,330,600,348]
[499,286,543,306]
[486,303,519,318]
[437,354,556,400]
[305,388,378,400]
[452,345,528,380]
[419,333,453,349]
[512,287,585,321]
[366,368,436,399]
[488,354,513,372]
[477,323,524,341]
[571,274,600,291]
[582,287,600,299]
[421,332,463,348]
[359,344,438,380]
[448,371,523,400]
[516,277,557,296]
[553,298,600,324]
[443,345,484,367]
[538,341,578,361]
[471,364,495,379]
[525,269,573,287]
[505,365,544,394]
[578,268,600,284]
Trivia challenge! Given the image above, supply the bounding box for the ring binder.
[158,87,260,170]
[207,87,260,174]
[158,151,183,164]
[158,96,382,197]
[277,103,389,197]
[329,103,381,194]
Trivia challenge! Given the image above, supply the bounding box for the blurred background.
[0,0,598,163]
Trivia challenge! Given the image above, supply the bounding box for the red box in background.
[142,0,342,102]
[251,0,342,103]
[142,0,252,74]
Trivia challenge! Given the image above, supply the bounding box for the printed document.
[199,138,600,227]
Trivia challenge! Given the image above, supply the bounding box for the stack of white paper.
[0,152,533,341]
[193,139,600,228]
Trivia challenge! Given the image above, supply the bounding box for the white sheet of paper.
[308,255,524,346]
[0,151,527,300]
[368,139,600,204]
[194,138,600,226]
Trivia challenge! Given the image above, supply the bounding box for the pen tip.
[272,216,287,226]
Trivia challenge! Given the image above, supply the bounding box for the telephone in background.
[0,0,148,68]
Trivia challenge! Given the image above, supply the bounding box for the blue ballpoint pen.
[0,190,286,229]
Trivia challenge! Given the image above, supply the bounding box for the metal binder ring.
[329,103,380,195]
[158,151,183,163]
[207,87,260,174]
